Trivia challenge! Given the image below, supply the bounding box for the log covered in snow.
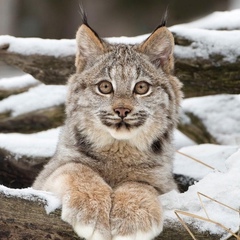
[1,10,240,97]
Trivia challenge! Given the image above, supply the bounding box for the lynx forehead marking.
[108,46,141,82]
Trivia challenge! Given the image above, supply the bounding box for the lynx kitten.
[33,16,182,240]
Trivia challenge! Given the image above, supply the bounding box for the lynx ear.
[75,24,105,72]
[138,26,174,74]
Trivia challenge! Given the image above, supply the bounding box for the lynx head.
[66,19,182,151]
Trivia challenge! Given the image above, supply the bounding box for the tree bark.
[0,83,39,100]
[173,32,240,97]
[0,147,48,188]
[0,45,75,85]
[0,192,79,240]
[178,112,217,144]
[0,104,65,133]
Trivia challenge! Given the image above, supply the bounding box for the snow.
[171,27,240,63]
[174,144,239,179]
[0,84,67,116]
[173,129,196,149]
[175,9,240,30]
[0,128,61,157]
[0,35,76,57]
[0,74,40,90]
[161,146,240,238]
[168,9,240,64]
[182,94,240,145]
[0,185,61,214]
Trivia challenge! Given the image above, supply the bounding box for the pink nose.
[114,107,131,118]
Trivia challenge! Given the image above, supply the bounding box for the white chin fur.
[107,128,137,140]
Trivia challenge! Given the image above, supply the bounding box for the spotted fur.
[33,20,183,240]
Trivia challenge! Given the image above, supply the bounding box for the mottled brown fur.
[33,21,182,240]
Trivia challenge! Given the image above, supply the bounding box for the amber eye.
[134,81,150,95]
[98,81,113,94]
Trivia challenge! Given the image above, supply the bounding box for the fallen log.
[0,104,65,133]
[0,190,228,240]
[0,85,38,100]
[178,112,217,144]
[178,94,240,145]
[0,191,79,240]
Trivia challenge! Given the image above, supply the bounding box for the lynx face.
[66,23,182,145]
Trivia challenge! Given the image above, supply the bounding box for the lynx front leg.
[40,163,112,240]
[110,182,163,240]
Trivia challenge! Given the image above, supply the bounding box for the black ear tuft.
[79,3,88,26]
[78,3,101,40]
[153,7,168,31]
[161,7,168,27]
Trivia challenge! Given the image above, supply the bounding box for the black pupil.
[100,82,111,93]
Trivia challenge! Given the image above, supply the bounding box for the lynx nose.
[114,107,131,118]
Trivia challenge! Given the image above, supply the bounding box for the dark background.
[0,0,239,39]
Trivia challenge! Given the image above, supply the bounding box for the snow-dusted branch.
[1,9,240,97]
[0,40,75,85]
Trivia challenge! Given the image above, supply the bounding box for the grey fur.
[33,23,183,239]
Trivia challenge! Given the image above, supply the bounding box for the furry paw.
[110,182,163,240]
[61,186,112,240]
[112,225,162,240]
[73,223,107,240]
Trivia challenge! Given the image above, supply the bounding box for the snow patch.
[0,35,76,57]
[173,129,196,150]
[0,74,40,90]
[0,128,60,157]
[182,94,240,145]
[0,84,67,116]
[162,146,240,238]
[174,144,239,179]
[175,9,240,30]
[171,27,240,63]
[0,185,61,214]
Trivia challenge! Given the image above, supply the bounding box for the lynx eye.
[98,81,113,94]
[134,81,150,95]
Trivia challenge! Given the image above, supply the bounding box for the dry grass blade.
[176,151,216,171]
[197,192,210,220]
[197,192,240,240]
[175,210,240,240]
[238,207,240,237]
[174,210,197,240]
[198,192,240,214]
